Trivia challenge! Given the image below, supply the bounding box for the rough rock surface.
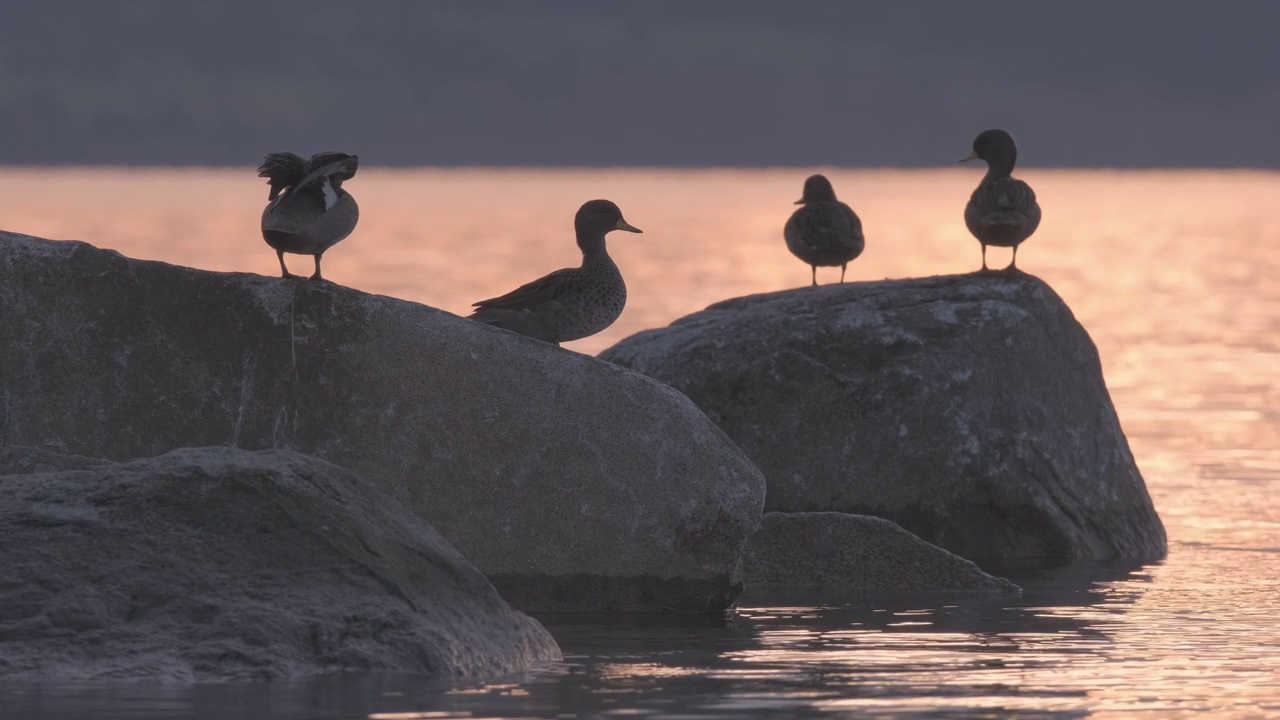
[0,446,561,681]
[601,272,1166,560]
[744,512,1019,593]
[0,233,765,612]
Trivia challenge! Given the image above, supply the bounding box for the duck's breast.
[556,260,626,342]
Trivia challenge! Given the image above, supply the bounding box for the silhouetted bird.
[784,174,865,286]
[470,200,642,345]
[257,151,360,280]
[959,130,1040,271]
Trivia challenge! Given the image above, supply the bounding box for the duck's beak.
[794,199,805,205]
[958,150,980,163]
[616,218,643,233]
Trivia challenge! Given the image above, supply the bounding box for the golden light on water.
[2,166,1276,355]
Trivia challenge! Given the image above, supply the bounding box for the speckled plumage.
[784,174,865,286]
[961,129,1040,271]
[470,199,642,345]
[258,151,360,280]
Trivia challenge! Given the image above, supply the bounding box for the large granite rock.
[0,446,560,681]
[601,272,1166,560]
[745,512,1019,593]
[0,233,765,612]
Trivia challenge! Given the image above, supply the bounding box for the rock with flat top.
[0,446,560,681]
[0,232,765,613]
[745,512,1019,593]
[601,272,1166,560]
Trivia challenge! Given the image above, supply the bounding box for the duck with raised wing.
[959,129,1040,271]
[257,151,360,280]
[470,199,642,345]
[784,174,865,286]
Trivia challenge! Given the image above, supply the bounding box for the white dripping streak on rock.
[232,352,254,448]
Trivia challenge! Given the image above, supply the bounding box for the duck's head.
[575,199,643,239]
[257,152,308,201]
[959,129,1018,174]
[795,174,837,204]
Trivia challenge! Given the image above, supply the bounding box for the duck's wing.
[1008,179,1042,235]
[784,206,821,250]
[306,151,359,182]
[472,267,585,312]
[841,202,864,242]
[294,153,359,194]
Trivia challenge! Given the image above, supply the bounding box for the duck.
[959,129,1040,271]
[784,174,865,286]
[257,151,360,280]
[470,199,642,345]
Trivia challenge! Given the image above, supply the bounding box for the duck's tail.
[257,152,308,201]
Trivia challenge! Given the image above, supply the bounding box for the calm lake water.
[1,168,1278,718]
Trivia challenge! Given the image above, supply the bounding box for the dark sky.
[2,1,1277,167]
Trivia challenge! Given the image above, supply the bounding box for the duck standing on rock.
[784,174,865,286]
[257,151,360,280]
[470,199,642,345]
[959,129,1040,271]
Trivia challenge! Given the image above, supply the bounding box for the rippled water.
[2,168,1277,717]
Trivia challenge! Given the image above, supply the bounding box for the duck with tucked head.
[959,129,1040,271]
[784,174,865,286]
[470,199,642,345]
[257,151,360,280]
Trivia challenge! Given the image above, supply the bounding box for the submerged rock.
[0,446,560,681]
[745,512,1019,593]
[0,233,765,613]
[601,272,1166,560]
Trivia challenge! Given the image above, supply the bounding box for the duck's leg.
[840,263,847,283]
[277,250,300,279]
[981,244,989,272]
[1009,245,1019,270]
[310,253,325,281]
[811,265,817,287]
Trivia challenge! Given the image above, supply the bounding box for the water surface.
[1,168,1277,717]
